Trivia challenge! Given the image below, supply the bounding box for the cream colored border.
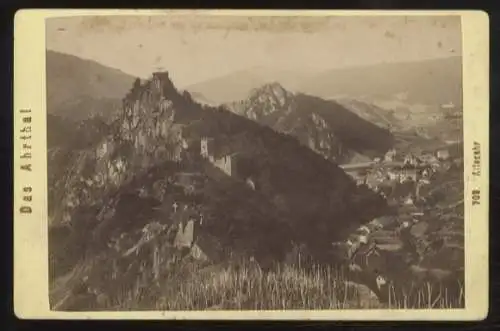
[13,9,489,320]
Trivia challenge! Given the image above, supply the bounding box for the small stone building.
[200,137,241,177]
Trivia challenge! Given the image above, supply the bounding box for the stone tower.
[200,137,215,159]
[152,71,175,98]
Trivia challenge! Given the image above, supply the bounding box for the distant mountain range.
[47,50,462,116]
[298,56,462,106]
[188,56,463,145]
[187,56,462,107]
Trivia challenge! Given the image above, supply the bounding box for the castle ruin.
[200,137,238,177]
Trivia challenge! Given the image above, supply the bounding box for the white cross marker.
[172,202,178,213]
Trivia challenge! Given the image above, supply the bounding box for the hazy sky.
[46,14,462,88]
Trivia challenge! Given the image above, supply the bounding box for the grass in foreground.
[106,261,464,311]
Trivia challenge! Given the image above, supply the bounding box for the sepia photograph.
[13,10,489,320]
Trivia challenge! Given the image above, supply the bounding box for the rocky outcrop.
[51,73,191,227]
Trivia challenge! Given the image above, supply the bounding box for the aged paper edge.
[13,9,489,321]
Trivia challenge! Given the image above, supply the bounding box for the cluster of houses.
[382,147,450,165]
[335,216,396,259]
[334,205,427,269]
[332,147,456,271]
[352,146,452,195]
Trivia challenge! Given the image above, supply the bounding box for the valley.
[46,51,464,311]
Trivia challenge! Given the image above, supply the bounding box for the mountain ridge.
[299,56,462,106]
[46,50,137,121]
[227,82,395,164]
[186,56,462,106]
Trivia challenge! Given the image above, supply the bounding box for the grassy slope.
[61,259,463,311]
[46,50,136,121]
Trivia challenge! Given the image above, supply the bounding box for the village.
[334,145,460,277]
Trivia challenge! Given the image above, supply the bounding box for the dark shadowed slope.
[46,50,137,121]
